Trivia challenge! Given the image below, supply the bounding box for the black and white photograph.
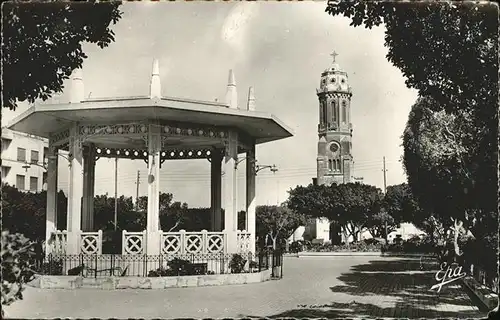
[1,0,498,318]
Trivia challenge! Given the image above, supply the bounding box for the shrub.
[1,231,36,317]
[38,258,63,275]
[304,241,382,252]
[147,267,170,277]
[166,258,195,276]
[289,241,302,253]
[229,254,247,274]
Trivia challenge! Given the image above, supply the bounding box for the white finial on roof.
[225,69,238,109]
[247,86,255,111]
[70,68,84,103]
[150,58,161,99]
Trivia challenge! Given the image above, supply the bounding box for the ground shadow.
[243,258,488,319]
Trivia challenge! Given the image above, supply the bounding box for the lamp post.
[22,152,71,172]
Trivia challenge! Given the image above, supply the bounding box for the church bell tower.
[316,52,353,186]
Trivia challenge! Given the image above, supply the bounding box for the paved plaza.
[5,256,487,319]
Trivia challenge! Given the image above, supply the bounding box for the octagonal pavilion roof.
[7,63,294,145]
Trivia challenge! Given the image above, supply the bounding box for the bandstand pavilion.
[7,58,293,259]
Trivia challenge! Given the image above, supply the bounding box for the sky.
[2,1,418,209]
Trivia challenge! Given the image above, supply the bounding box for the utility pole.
[271,166,279,205]
[382,156,388,243]
[135,170,140,211]
[114,158,118,231]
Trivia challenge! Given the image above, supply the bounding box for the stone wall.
[36,270,272,290]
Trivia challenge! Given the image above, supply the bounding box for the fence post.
[97,230,103,255]
[179,229,186,254]
[201,230,208,254]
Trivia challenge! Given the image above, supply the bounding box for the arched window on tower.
[342,100,347,123]
[322,101,328,126]
[331,101,337,123]
[328,159,333,171]
[319,101,324,126]
[332,159,337,171]
[337,160,342,172]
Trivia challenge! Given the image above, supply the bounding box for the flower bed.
[291,240,383,253]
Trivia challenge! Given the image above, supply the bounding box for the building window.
[1,138,11,153]
[30,177,38,192]
[31,150,39,164]
[328,160,333,171]
[17,148,26,162]
[1,166,9,180]
[16,174,25,190]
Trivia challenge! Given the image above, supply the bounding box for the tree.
[2,1,122,109]
[256,205,308,250]
[1,184,67,242]
[334,183,384,242]
[1,231,35,317]
[94,194,138,231]
[288,183,384,243]
[327,0,497,263]
[403,97,496,258]
[364,209,396,239]
[137,193,190,231]
[287,184,337,222]
[160,201,189,232]
[383,183,425,226]
[325,1,497,116]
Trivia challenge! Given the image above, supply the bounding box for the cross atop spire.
[330,51,339,63]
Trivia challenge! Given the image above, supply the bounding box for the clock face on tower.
[329,143,339,152]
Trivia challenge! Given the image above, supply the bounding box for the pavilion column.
[82,144,96,232]
[66,124,84,254]
[45,146,58,256]
[246,143,256,254]
[146,123,161,255]
[223,131,238,254]
[210,149,223,231]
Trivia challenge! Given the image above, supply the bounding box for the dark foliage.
[2,1,122,109]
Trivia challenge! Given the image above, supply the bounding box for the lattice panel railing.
[122,231,145,255]
[50,230,67,254]
[80,231,102,255]
[162,233,181,254]
[206,233,224,253]
[237,230,252,253]
[161,230,225,255]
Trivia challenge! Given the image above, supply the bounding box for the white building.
[1,128,48,192]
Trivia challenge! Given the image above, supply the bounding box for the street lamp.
[255,163,278,175]
[22,153,71,172]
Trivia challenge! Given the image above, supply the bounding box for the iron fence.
[37,250,284,279]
